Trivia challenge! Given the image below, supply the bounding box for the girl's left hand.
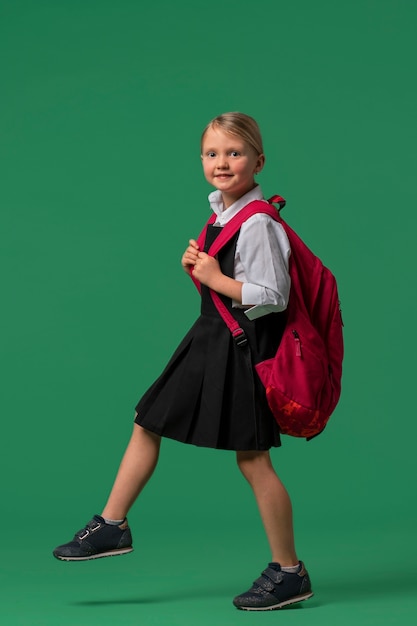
[192,251,222,288]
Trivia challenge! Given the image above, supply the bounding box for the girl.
[53,112,313,611]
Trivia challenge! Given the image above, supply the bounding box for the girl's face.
[201,126,265,208]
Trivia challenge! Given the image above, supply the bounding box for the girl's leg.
[236,450,298,566]
[53,422,160,560]
[101,422,161,520]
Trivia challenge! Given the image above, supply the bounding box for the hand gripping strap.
[191,196,286,342]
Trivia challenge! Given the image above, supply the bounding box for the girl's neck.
[221,183,258,209]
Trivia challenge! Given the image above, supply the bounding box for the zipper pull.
[292,330,302,357]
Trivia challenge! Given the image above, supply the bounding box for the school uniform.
[135,186,291,451]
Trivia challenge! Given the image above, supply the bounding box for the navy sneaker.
[53,515,133,561]
[233,561,313,611]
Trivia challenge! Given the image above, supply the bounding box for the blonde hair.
[201,112,264,156]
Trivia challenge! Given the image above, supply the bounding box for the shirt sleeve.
[234,214,291,320]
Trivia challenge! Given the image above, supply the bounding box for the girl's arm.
[186,213,290,308]
[237,214,291,315]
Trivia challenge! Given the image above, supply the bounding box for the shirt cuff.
[241,282,265,306]
[241,283,288,320]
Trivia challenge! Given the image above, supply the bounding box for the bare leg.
[236,450,298,566]
[101,422,161,520]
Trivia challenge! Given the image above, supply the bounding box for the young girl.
[53,112,313,611]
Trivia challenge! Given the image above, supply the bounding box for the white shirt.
[208,186,291,321]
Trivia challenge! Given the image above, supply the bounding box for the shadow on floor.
[70,566,417,608]
[71,586,317,609]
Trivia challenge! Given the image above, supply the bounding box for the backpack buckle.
[232,328,248,347]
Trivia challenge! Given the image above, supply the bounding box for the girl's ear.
[255,153,265,174]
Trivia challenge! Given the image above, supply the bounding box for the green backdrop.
[1,1,416,624]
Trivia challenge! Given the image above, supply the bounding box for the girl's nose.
[217,155,229,169]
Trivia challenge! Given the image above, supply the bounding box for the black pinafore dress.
[135,224,286,451]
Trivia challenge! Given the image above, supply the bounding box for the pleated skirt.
[135,224,286,451]
[135,303,286,450]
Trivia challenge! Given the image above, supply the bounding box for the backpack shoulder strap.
[195,195,286,256]
[195,213,217,252]
[206,197,285,257]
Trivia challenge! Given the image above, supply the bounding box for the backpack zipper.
[338,300,344,326]
[292,330,302,357]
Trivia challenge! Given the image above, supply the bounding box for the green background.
[1,0,416,624]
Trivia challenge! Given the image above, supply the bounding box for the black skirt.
[135,225,286,451]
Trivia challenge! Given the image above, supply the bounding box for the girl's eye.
[207,151,216,158]
[230,151,240,157]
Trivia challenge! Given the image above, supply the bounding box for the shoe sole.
[54,547,133,561]
[235,591,314,611]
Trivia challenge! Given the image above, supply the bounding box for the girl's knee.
[132,423,161,446]
[236,450,272,481]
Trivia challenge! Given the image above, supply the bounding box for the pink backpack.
[193,195,344,439]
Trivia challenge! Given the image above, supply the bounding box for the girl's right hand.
[181,239,200,274]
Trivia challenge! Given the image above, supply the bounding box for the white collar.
[208,185,265,225]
